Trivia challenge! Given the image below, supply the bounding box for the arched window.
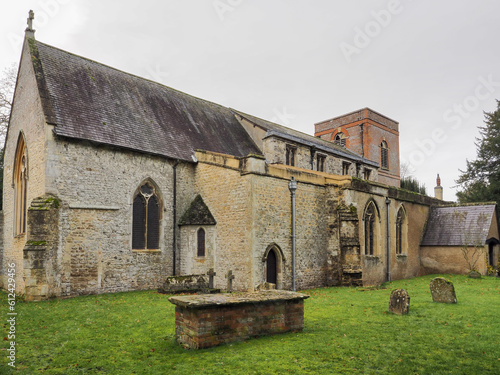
[395,207,406,255]
[14,134,28,235]
[334,132,346,147]
[197,228,206,257]
[132,182,161,250]
[364,202,378,255]
[380,141,389,169]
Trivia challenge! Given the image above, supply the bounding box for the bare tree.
[0,63,17,145]
[399,162,412,180]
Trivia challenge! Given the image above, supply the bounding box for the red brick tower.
[314,108,400,187]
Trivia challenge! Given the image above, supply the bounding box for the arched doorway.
[266,249,277,285]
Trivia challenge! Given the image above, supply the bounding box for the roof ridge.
[232,108,361,156]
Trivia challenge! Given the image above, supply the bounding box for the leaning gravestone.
[429,277,457,303]
[388,289,410,315]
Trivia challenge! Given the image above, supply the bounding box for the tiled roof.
[29,39,262,162]
[178,195,216,226]
[421,204,497,246]
[232,110,379,167]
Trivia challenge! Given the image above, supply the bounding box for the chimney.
[434,174,443,200]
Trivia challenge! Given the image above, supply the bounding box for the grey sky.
[2,0,500,201]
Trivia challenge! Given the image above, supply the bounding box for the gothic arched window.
[396,207,407,255]
[364,202,377,255]
[381,141,389,169]
[132,182,161,250]
[197,228,206,257]
[14,134,28,235]
[334,132,346,147]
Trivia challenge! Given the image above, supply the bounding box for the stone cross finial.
[26,10,34,30]
[25,10,36,37]
[207,268,216,289]
[226,270,235,292]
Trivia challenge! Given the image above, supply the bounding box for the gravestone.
[207,268,216,289]
[256,282,276,291]
[429,277,457,303]
[468,270,481,279]
[388,289,410,315]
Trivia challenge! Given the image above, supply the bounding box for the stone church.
[1,21,499,300]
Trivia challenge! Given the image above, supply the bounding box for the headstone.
[207,268,216,289]
[388,289,410,315]
[226,270,235,292]
[429,277,457,303]
[468,270,481,279]
[256,282,276,291]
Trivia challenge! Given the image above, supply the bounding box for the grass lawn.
[1,274,499,374]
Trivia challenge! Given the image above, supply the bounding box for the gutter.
[385,197,391,282]
[172,160,180,275]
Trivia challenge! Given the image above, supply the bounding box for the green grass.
[1,274,499,374]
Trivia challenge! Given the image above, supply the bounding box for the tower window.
[381,141,389,169]
[334,132,346,147]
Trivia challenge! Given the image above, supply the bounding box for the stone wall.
[23,196,60,301]
[250,168,329,290]
[2,39,48,293]
[193,151,254,291]
[0,211,3,288]
[179,225,216,276]
[43,136,196,297]
[420,246,488,275]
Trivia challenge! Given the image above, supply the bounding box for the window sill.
[396,254,407,259]
[132,249,161,253]
[364,255,379,260]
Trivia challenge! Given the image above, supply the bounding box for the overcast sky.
[2,0,500,201]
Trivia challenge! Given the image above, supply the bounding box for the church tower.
[314,108,400,187]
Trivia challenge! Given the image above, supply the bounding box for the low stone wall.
[169,290,309,349]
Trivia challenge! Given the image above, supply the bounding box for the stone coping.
[169,290,309,309]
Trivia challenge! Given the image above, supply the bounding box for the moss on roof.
[178,195,216,226]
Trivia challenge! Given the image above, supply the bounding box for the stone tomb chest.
[169,291,309,349]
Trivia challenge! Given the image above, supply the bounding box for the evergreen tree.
[400,176,427,195]
[456,100,500,205]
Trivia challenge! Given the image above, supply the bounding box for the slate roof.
[29,39,262,162]
[178,195,217,226]
[232,110,379,168]
[421,204,497,246]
